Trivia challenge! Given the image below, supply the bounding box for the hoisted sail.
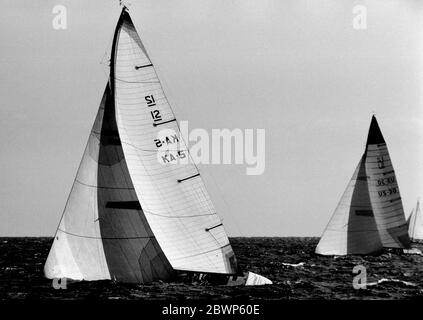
[45,83,174,282]
[315,156,383,255]
[364,116,410,248]
[316,116,410,255]
[45,8,237,283]
[408,200,423,241]
[112,9,237,275]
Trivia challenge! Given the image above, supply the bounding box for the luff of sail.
[316,116,410,255]
[408,200,423,241]
[44,83,174,283]
[111,9,237,275]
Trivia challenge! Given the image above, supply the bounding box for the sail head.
[365,115,385,146]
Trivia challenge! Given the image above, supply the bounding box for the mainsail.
[316,116,410,255]
[45,8,237,283]
[408,200,423,241]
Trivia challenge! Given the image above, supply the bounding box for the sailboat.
[316,115,411,255]
[408,200,423,242]
[44,7,271,286]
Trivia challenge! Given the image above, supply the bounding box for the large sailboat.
[316,115,411,255]
[408,200,423,242]
[44,7,271,286]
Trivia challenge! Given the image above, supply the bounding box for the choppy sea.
[1,237,422,300]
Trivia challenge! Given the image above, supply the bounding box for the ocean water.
[0,237,422,300]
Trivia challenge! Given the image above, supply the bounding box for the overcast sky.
[1,0,422,237]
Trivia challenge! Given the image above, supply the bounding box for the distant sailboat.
[316,116,411,255]
[44,7,271,286]
[408,200,423,242]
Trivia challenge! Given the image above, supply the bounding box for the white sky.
[0,0,422,236]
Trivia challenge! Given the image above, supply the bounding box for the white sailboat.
[316,116,411,255]
[44,7,271,286]
[408,200,423,242]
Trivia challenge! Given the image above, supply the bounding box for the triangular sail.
[316,116,410,255]
[407,209,413,226]
[364,116,410,248]
[110,10,237,274]
[44,83,174,283]
[409,200,423,241]
[315,156,383,255]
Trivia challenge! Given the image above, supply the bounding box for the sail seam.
[144,210,217,219]
[121,140,188,153]
[113,76,159,84]
[58,228,154,240]
[326,228,379,233]
[171,243,231,261]
[75,179,135,190]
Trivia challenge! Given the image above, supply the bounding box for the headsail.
[44,83,174,282]
[316,116,410,255]
[111,9,237,275]
[315,156,383,255]
[408,200,423,241]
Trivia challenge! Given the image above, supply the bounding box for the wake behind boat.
[44,7,271,287]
